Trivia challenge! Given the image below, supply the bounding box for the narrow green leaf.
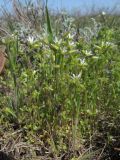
[45,1,53,43]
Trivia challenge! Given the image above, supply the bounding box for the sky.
[48,0,120,13]
[0,0,120,14]
[48,0,120,11]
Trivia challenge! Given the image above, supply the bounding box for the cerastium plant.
[0,2,120,158]
[5,34,19,114]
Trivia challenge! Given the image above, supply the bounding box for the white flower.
[80,58,87,65]
[106,42,111,46]
[102,11,106,16]
[27,36,34,44]
[85,50,92,56]
[105,42,115,47]
[69,41,75,46]
[54,37,62,44]
[72,72,82,79]
[68,33,74,39]
[54,37,59,43]
[77,58,87,66]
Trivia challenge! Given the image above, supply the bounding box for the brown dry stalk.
[0,45,6,74]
